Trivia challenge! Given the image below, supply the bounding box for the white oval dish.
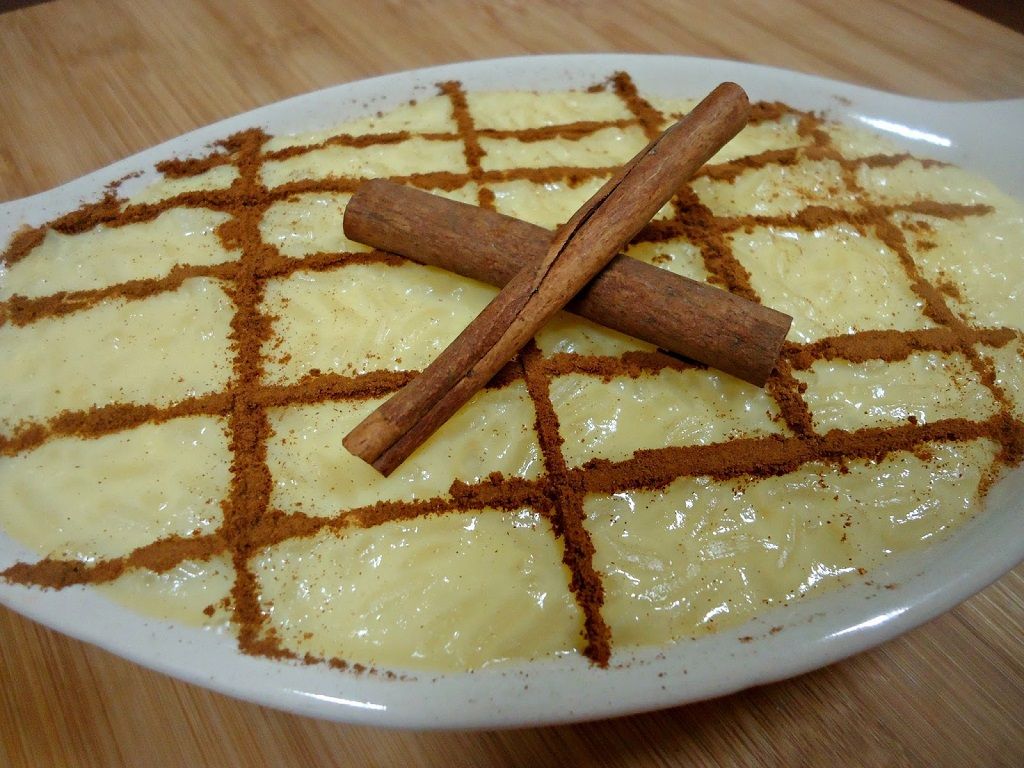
[0,54,1022,729]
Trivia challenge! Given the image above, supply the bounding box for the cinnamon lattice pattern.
[1,73,1022,669]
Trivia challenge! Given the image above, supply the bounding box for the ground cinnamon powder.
[1,75,1021,671]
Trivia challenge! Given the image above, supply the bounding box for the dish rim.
[0,53,1022,729]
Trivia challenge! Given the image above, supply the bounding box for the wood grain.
[1,1,1022,766]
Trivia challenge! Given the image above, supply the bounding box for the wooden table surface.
[1,1,1023,765]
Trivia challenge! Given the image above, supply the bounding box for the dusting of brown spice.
[1,73,1022,673]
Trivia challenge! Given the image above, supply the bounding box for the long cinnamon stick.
[344,180,792,386]
[344,82,751,476]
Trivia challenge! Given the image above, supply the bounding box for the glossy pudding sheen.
[1,74,1022,672]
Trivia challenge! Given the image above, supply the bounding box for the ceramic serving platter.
[0,54,1021,729]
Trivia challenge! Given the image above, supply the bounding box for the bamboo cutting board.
[1,1,1022,766]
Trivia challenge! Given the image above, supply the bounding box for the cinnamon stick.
[344,82,752,476]
[344,180,792,386]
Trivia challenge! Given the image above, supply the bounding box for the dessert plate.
[1,54,1022,729]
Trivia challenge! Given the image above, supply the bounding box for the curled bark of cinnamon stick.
[344,180,792,386]
[344,82,752,476]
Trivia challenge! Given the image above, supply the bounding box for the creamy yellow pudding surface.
[1,74,1022,672]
